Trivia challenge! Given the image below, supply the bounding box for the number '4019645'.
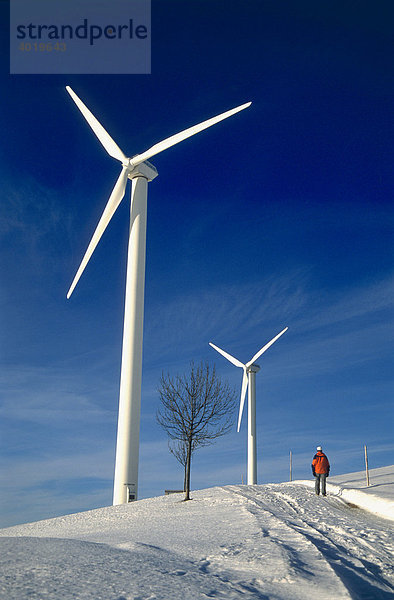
[19,42,66,52]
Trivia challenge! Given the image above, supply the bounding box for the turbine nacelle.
[123,160,158,182]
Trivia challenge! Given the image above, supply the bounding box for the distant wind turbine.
[209,327,288,484]
[65,86,251,505]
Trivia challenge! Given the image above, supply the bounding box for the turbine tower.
[209,327,288,485]
[65,86,251,504]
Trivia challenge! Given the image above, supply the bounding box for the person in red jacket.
[312,446,330,496]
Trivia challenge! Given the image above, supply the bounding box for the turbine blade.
[66,86,126,163]
[67,166,129,299]
[131,101,252,166]
[246,327,288,367]
[209,342,244,368]
[237,369,249,432]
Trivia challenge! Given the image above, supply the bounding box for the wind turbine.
[65,86,251,505]
[209,327,288,485]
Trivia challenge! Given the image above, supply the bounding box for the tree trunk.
[184,438,192,500]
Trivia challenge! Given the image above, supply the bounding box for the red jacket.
[312,451,330,475]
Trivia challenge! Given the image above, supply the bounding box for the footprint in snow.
[171,569,187,576]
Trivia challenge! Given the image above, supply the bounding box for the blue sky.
[1,1,393,527]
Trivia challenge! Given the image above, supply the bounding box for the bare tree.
[168,439,198,491]
[157,362,236,500]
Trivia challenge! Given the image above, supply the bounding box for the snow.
[0,466,393,599]
[293,465,394,522]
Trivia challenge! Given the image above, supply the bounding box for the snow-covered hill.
[0,466,393,599]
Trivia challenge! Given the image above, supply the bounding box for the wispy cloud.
[0,364,116,427]
[144,270,309,363]
[294,275,394,334]
[0,178,73,262]
[143,270,393,386]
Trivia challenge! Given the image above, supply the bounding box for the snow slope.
[0,466,393,599]
[330,465,394,502]
[294,465,394,522]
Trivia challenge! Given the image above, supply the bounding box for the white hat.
[316,446,322,451]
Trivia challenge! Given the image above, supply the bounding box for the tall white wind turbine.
[209,327,288,485]
[65,86,251,505]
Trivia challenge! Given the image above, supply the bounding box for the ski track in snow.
[0,480,393,599]
[224,484,394,599]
